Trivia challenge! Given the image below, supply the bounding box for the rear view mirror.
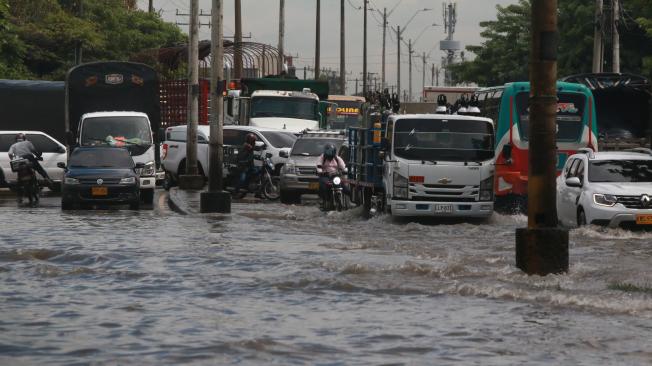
[57,162,66,169]
[57,146,66,154]
[265,152,273,158]
[380,138,390,151]
[565,177,582,188]
[279,150,289,158]
[254,141,265,151]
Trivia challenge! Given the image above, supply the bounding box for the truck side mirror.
[279,150,289,158]
[381,137,390,151]
[502,144,512,160]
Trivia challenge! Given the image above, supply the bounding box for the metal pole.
[278,0,285,74]
[315,0,321,79]
[75,0,83,64]
[422,52,426,101]
[431,63,435,85]
[234,0,243,79]
[148,0,154,13]
[187,0,199,176]
[381,7,387,90]
[340,0,346,94]
[592,0,603,73]
[355,78,358,95]
[396,26,401,99]
[612,0,620,73]
[515,0,568,275]
[408,39,412,102]
[363,0,368,96]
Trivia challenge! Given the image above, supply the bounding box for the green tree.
[0,0,30,78]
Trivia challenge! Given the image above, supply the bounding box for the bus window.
[516,92,586,142]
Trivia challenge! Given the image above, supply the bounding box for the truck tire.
[280,189,300,205]
[61,199,74,210]
[129,200,140,210]
[141,188,154,204]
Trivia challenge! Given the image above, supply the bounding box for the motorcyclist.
[8,133,53,187]
[316,143,347,207]
[236,133,261,196]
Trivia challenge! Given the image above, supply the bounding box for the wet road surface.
[1,189,652,365]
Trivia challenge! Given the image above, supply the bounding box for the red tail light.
[162,143,169,160]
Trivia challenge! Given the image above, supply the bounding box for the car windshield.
[516,92,586,142]
[251,96,318,120]
[328,100,363,129]
[260,131,297,148]
[589,160,652,182]
[291,138,342,157]
[81,116,152,147]
[393,119,495,162]
[69,149,134,168]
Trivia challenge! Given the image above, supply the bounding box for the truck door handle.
[170,145,178,148]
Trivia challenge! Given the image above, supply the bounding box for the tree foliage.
[451,0,652,86]
[1,0,186,80]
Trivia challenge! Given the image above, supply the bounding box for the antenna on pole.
[440,0,460,86]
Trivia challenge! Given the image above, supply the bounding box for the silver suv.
[279,131,347,204]
[556,148,652,228]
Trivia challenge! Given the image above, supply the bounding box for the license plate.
[308,182,320,190]
[434,204,453,213]
[636,214,652,225]
[91,186,108,196]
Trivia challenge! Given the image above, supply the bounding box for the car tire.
[50,182,62,193]
[141,189,154,204]
[61,199,74,210]
[280,189,300,204]
[129,200,140,210]
[577,208,587,227]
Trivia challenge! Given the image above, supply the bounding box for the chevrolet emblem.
[438,178,452,185]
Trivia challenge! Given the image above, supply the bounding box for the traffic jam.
[0,63,651,230]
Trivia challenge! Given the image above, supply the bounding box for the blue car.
[59,147,143,210]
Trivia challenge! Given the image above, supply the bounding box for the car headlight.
[141,162,156,176]
[593,193,617,207]
[120,177,136,185]
[393,172,408,199]
[64,177,79,185]
[284,161,296,174]
[479,176,494,201]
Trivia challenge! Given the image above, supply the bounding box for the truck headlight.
[64,177,79,185]
[479,176,494,201]
[593,194,617,207]
[141,162,156,176]
[120,177,136,185]
[393,172,408,199]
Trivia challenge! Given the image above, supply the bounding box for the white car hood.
[249,117,319,133]
[589,182,652,196]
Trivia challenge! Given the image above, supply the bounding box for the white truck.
[348,113,496,218]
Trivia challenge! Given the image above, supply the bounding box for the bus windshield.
[516,92,586,142]
[393,119,495,162]
[251,96,318,121]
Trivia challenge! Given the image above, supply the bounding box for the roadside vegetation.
[0,0,185,80]
[451,0,652,86]
[608,281,652,295]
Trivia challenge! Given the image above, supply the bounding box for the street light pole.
[381,7,387,90]
[340,0,346,94]
[234,0,243,79]
[315,0,321,79]
[363,0,368,96]
[408,38,412,102]
[278,0,285,74]
[201,0,231,212]
[393,8,431,103]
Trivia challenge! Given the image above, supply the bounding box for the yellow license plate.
[308,182,320,190]
[636,215,652,225]
[91,186,108,196]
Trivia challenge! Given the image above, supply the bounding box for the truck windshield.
[393,119,494,162]
[589,160,652,182]
[291,138,342,157]
[69,148,133,168]
[81,116,152,147]
[516,92,586,142]
[251,97,318,120]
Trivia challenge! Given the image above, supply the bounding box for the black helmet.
[15,133,26,142]
[245,133,256,145]
[323,143,336,159]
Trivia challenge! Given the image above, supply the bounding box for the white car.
[556,148,652,228]
[0,131,67,191]
[161,125,296,187]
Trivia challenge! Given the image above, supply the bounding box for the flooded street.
[1,191,652,365]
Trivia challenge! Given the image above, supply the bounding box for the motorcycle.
[10,156,40,206]
[233,152,280,200]
[320,172,348,212]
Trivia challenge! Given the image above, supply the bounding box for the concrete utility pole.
[340,0,346,94]
[315,0,321,79]
[515,0,569,275]
[201,0,231,212]
[421,52,426,101]
[381,7,387,90]
[592,0,604,73]
[363,0,368,96]
[431,63,435,85]
[234,0,243,79]
[396,26,401,99]
[278,0,285,74]
[148,0,154,13]
[74,0,83,64]
[612,0,620,73]
[408,39,412,102]
[179,0,203,189]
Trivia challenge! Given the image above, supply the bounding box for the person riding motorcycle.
[8,133,53,187]
[316,143,347,207]
[236,133,261,196]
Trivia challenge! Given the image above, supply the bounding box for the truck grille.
[409,183,479,201]
[410,196,477,202]
[616,195,652,209]
[297,167,317,176]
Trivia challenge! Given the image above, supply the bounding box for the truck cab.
[246,90,321,133]
[76,111,157,203]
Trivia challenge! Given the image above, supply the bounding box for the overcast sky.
[137,0,517,95]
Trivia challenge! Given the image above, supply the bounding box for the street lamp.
[395,8,432,101]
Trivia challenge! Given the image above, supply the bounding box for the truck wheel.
[280,190,300,204]
[61,199,73,210]
[129,200,140,210]
[141,189,154,204]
